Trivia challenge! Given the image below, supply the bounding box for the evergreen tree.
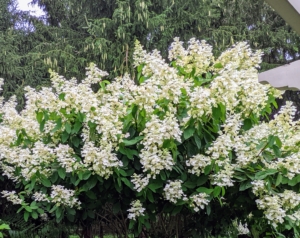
[29,0,300,75]
[1,0,300,113]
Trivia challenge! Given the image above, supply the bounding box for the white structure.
[259,0,300,90]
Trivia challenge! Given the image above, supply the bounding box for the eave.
[259,0,300,90]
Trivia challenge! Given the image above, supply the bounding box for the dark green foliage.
[1,0,300,111]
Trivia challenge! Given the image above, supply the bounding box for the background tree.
[1,0,299,113]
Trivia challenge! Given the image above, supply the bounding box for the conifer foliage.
[1,0,300,111]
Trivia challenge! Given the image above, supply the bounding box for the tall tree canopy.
[1,0,300,111]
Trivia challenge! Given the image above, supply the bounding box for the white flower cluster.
[33,191,50,202]
[233,220,250,235]
[55,144,85,173]
[251,180,265,196]
[256,194,286,227]
[83,62,109,85]
[140,114,181,177]
[255,189,300,227]
[186,154,211,176]
[210,164,235,187]
[39,213,49,221]
[0,38,296,221]
[163,180,187,203]
[127,200,145,220]
[131,173,150,192]
[169,37,213,75]
[280,190,300,209]
[33,186,81,209]
[189,193,209,212]
[0,142,55,181]
[288,211,300,225]
[50,185,81,209]
[81,142,122,178]
[1,190,23,205]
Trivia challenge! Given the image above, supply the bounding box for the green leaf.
[288,175,300,186]
[66,213,75,222]
[272,145,281,157]
[51,118,62,133]
[49,205,58,213]
[160,171,166,181]
[40,120,46,132]
[65,122,72,134]
[213,186,221,197]
[275,136,282,148]
[41,177,51,187]
[196,187,213,194]
[193,134,202,149]
[139,76,146,84]
[37,208,44,214]
[129,220,135,229]
[239,181,252,191]
[206,205,211,215]
[275,173,282,187]
[262,150,274,162]
[123,136,144,146]
[82,170,91,180]
[197,175,208,186]
[137,64,144,73]
[25,206,32,212]
[221,187,225,196]
[212,105,222,121]
[56,214,64,223]
[121,177,132,188]
[17,207,24,213]
[57,168,66,179]
[86,191,97,200]
[56,206,63,219]
[74,178,80,186]
[36,111,43,124]
[72,136,81,147]
[172,206,183,215]
[268,135,275,148]
[24,212,30,222]
[86,176,98,189]
[59,93,66,101]
[118,169,127,177]
[204,165,212,175]
[77,112,85,123]
[243,118,252,131]
[61,131,69,143]
[148,181,163,192]
[147,190,154,203]
[255,169,277,180]
[66,207,76,215]
[0,224,10,230]
[119,147,138,160]
[31,211,38,219]
[256,141,267,150]
[72,121,82,134]
[181,173,187,182]
[30,201,38,209]
[183,126,195,140]
[214,62,223,69]
[183,181,196,189]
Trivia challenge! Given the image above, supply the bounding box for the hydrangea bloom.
[1,38,300,234]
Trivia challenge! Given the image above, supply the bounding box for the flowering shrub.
[0,37,299,237]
